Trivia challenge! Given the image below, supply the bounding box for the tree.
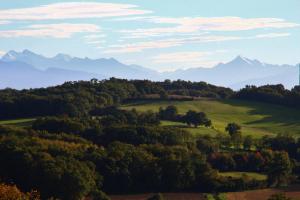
[159,105,178,121]
[243,135,253,150]
[225,123,241,136]
[196,137,219,154]
[208,153,236,171]
[225,123,242,148]
[267,151,292,187]
[0,183,40,200]
[159,90,168,99]
[184,110,211,128]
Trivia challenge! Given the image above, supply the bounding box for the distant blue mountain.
[2,50,159,80]
[0,60,103,89]
[1,50,298,90]
[165,56,297,89]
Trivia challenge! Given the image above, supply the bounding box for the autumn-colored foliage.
[0,183,40,200]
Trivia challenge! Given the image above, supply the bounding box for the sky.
[0,0,299,72]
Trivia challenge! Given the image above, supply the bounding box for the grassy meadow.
[0,118,36,127]
[122,99,300,138]
[218,172,267,181]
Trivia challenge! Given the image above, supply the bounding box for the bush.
[148,193,164,200]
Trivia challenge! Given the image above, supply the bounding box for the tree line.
[0,78,233,120]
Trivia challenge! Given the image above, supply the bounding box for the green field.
[0,118,36,127]
[122,99,300,138]
[219,172,267,181]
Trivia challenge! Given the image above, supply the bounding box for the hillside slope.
[122,99,300,137]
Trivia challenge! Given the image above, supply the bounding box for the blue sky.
[0,0,299,71]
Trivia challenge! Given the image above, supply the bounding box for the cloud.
[110,16,159,22]
[105,30,293,54]
[152,51,227,70]
[83,34,107,47]
[86,40,106,45]
[0,23,100,38]
[121,17,299,38]
[255,32,291,38]
[84,34,106,40]
[0,2,151,21]
[0,50,6,56]
[104,35,241,53]
[152,51,215,64]
[0,20,10,24]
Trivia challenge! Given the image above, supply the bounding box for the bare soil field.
[110,193,206,200]
[226,185,300,200]
[110,186,300,200]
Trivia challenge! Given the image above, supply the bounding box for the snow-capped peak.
[2,50,18,61]
[233,55,254,65]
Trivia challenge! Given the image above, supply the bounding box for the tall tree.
[225,123,242,148]
[267,151,292,187]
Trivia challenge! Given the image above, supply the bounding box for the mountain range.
[0,50,298,90]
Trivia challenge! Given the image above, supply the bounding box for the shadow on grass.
[221,99,300,128]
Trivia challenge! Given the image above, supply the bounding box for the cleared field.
[219,172,267,181]
[122,99,300,138]
[0,118,36,127]
[226,185,300,200]
[110,186,300,200]
[110,193,206,200]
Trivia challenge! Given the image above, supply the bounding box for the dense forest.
[0,79,233,119]
[235,84,300,107]
[0,79,299,200]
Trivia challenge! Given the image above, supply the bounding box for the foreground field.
[110,193,206,200]
[225,185,300,200]
[110,186,300,200]
[122,99,300,137]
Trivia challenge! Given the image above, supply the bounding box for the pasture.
[122,99,300,138]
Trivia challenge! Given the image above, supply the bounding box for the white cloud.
[0,50,6,56]
[110,16,159,22]
[86,40,106,45]
[155,17,299,30]
[105,30,293,54]
[152,51,226,70]
[153,51,215,64]
[84,34,106,47]
[0,23,100,38]
[121,17,299,38]
[0,20,10,25]
[104,35,241,53]
[84,34,106,40]
[255,32,291,38]
[0,2,151,21]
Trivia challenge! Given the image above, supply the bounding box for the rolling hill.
[122,99,300,138]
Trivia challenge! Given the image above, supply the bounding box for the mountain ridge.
[1,50,298,90]
[2,49,159,80]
